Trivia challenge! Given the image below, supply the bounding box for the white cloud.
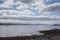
[0,0,46,16]
[30,0,46,10]
[0,9,34,17]
[0,0,14,8]
[0,0,60,18]
[16,4,29,10]
[16,0,46,11]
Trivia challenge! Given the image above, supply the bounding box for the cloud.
[0,10,34,17]
[15,0,46,11]
[42,3,60,12]
[20,0,35,4]
[40,3,60,18]
[0,0,60,18]
[0,16,60,24]
[44,0,60,5]
[0,0,14,8]
[0,0,46,16]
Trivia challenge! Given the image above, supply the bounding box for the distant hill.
[53,24,60,26]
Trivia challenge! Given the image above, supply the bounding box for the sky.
[0,0,60,24]
[0,0,60,17]
[0,0,60,37]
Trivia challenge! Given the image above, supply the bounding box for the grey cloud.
[0,17,59,21]
[20,0,35,4]
[42,4,60,12]
[0,17,60,24]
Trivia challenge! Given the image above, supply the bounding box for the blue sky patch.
[0,0,4,4]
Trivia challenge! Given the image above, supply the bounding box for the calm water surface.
[0,25,60,37]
